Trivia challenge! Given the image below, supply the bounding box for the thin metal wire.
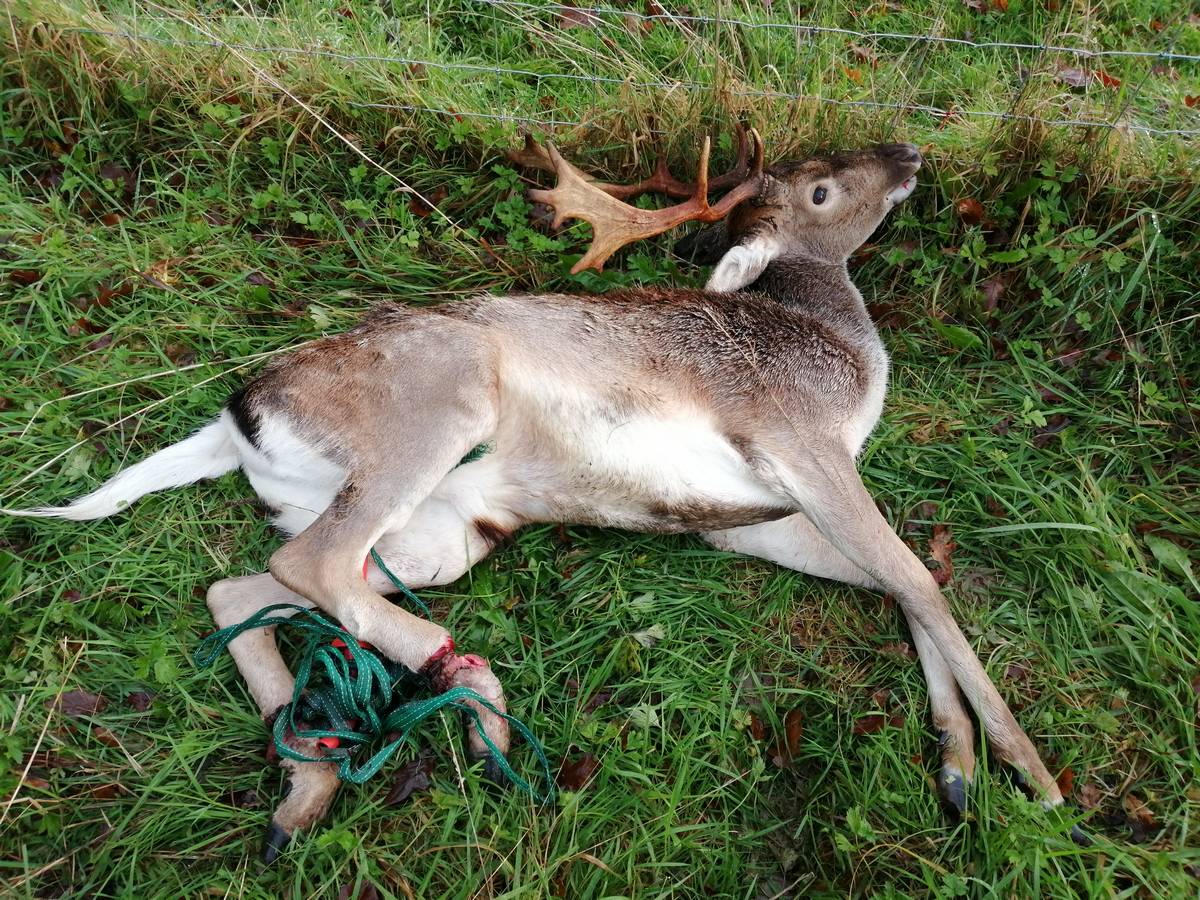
[57,21,1200,137]
[478,0,1200,63]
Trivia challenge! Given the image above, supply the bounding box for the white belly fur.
[497,371,789,526]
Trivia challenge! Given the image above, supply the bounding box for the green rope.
[369,548,431,618]
[195,564,556,804]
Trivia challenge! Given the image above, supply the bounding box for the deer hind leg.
[265,365,514,791]
[205,465,516,862]
[206,573,338,863]
[762,448,1074,830]
[704,514,976,814]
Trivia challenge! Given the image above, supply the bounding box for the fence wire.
[53,0,1200,139]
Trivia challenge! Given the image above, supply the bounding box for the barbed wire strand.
[54,22,1200,138]
[476,0,1200,62]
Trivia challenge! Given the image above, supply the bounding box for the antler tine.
[509,127,757,202]
[505,133,557,174]
[528,129,765,274]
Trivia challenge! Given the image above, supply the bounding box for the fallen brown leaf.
[853,713,887,735]
[336,882,381,900]
[881,641,918,661]
[955,198,985,226]
[770,708,804,769]
[408,185,449,218]
[1004,660,1032,682]
[1077,780,1102,809]
[384,756,433,805]
[229,788,261,809]
[55,690,108,718]
[245,270,274,287]
[929,524,955,584]
[1058,67,1090,88]
[1095,69,1121,90]
[10,269,42,286]
[1056,766,1074,796]
[1185,95,1199,109]
[749,712,766,741]
[92,725,122,748]
[558,4,601,28]
[1123,792,1156,826]
[557,752,600,790]
[126,690,154,712]
[23,775,51,791]
[850,44,878,68]
[980,274,1008,311]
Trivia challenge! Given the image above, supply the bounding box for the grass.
[1,0,1198,897]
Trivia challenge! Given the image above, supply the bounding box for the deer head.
[511,130,921,291]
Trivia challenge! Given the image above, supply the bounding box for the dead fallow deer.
[5,127,1085,858]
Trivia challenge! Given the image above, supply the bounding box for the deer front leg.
[758,446,1081,837]
[704,514,976,815]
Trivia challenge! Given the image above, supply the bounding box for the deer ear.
[704,236,780,292]
[673,222,732,266]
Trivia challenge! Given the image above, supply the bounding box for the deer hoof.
[435,653,512,764]
[480,754,512,790]
[262,821,291,864]
[938,766,969,818]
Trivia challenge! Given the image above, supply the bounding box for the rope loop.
[195,556,555,804]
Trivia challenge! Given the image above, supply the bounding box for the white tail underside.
[2,415,241,521]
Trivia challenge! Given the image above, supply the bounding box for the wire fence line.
[478,0,1200,63]
[52,5,1200,139]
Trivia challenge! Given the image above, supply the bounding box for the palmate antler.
[512,127,765,273]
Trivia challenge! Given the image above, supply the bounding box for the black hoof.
[262,821,291,864]
[480,755,512,790]
[938,767,968,818]
[1070,823,1093,847]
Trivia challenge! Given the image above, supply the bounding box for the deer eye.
[812,186,828,205]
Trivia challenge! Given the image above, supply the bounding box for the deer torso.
[240,262,889,537]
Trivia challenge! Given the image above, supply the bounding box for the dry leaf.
[980,274,1008,311]
[126,691,154,712]
[92,725,122,748]
[1058,68,1090,88]
[881,641,918,661]
[55,690,108,718]
[10,269,42,286]
[853,713,887,735]
[1123,792,1156,827]
[955,198,985,226]
[1004,661,1032,681]
[385,756,433,805]
[556,752,600,790]
[850,44,878,68]
[1095,69,1121,90]
[929,524,955,584]
[408,185,449,218]
[557,4,601,29]
[245,270,274,287]
[1185,95,1199,108]
[1056,766,1074,796]
[770,708,804,768]
[749,712,766,741]
[336,882,381,900]
[1077,780,1102,809]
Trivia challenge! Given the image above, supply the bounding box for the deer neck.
[748,257,877,336]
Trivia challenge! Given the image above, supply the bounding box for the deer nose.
[875,143,922,165]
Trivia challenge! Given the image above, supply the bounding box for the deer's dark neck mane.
[747,257,875,333]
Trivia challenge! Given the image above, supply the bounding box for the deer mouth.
[886,175,917,205]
